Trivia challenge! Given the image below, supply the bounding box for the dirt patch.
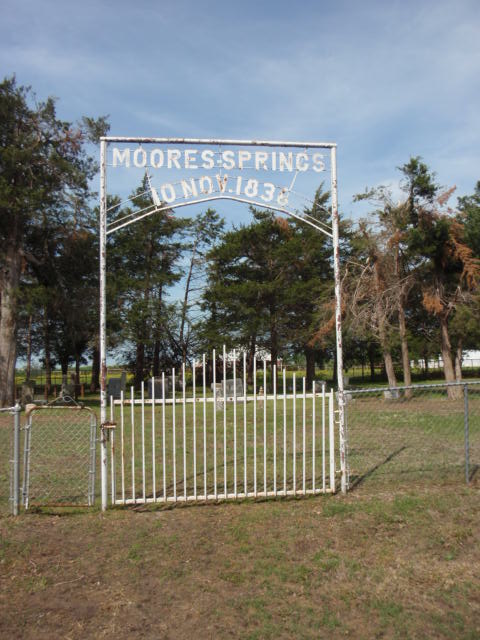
[1,481,479,639]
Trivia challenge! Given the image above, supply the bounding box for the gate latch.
[101,421,116,442]
[101,421,117,430]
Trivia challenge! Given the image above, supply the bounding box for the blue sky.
[1,0,479,220]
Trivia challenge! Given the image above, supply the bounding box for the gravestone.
[383,389,400,400]
[61,374,75,399]
[148,376,181,398]
[148,376,169,398]
[210,379,244,398]
[107,371,126,400]
[21,380,36,406]
[212,384,224,411]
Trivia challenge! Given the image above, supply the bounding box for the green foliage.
[458,180,480,256]
[0,75,109,401]
[398,155,439,225]
[107,176,187,382]
[199,186,335,379]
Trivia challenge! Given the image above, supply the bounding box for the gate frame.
[22,404,97,509]
[99,137,346,510]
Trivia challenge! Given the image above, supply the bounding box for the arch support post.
[99,139,108,511]
[331,146,347,493]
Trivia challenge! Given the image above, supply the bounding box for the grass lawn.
[0,480,479,639]
[1,387,479,638]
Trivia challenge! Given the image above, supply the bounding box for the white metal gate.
[107,350,336,506]
[99,136,347,510]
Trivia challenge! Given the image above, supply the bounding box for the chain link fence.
[23,406,97,508]
[3,380,479,514]
[0,406,22,516]
[0,408,14,515]
[345,381,479,489]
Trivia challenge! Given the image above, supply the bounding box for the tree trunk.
[383,349,397,388]
[331,348,337,384]
[135,340,145,390]
[439,315,462,399]
[43,307,52,394]
[455,339,462,382]
[75,354,80,400]
[152,285,164,378]
[26,314,33,380]
[305,345,316,388]
[368,343,376,381]
[378,318,397,388]
[269,309,279,392]
[135,234,153,388]
[269,347,278,394]
[90,341,100,392]
[421,346,428,379]
[152,339,160,377]
[179,239,198,367]
[75,354,80,384]
[398,302,412,397]
[247,335,256,386]
[0,244,21,407]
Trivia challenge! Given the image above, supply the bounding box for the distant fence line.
[14,359,480,394]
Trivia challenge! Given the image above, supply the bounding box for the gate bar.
[99,138,108,511]
[243,352,247,495]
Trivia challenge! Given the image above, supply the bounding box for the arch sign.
[99,137,346,509]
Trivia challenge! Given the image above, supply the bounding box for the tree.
[108,177,186,387]
[0,76,108,405]
[203,207,284,380]
[344,220,399,387]
[451,181,480,378]
[172,208,224,366]
[353,159,439,390]
[201,207,295,382]
[200,189,339,386]
[458,181,480,257]
[410,188,480,396]
[399,156,438,226]
[284,187,335,385]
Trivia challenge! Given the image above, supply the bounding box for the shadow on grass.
[348,446,407,490]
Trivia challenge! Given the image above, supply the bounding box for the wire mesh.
[0,408,15,515]
[345,382,479,489]
[23,407,97,508]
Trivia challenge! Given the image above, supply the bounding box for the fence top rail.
[24,403,97,419]
[345,380,480,395]
[0,405,20,413]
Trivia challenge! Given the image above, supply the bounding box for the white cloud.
[1,0,479,210]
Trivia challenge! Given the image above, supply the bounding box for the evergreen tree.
[0,76,108,405]
[108,177,186,387]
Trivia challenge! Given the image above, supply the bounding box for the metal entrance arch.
[99,137,346,510]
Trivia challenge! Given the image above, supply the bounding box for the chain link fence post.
[464,384,469,484]
[12,404,21,515]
